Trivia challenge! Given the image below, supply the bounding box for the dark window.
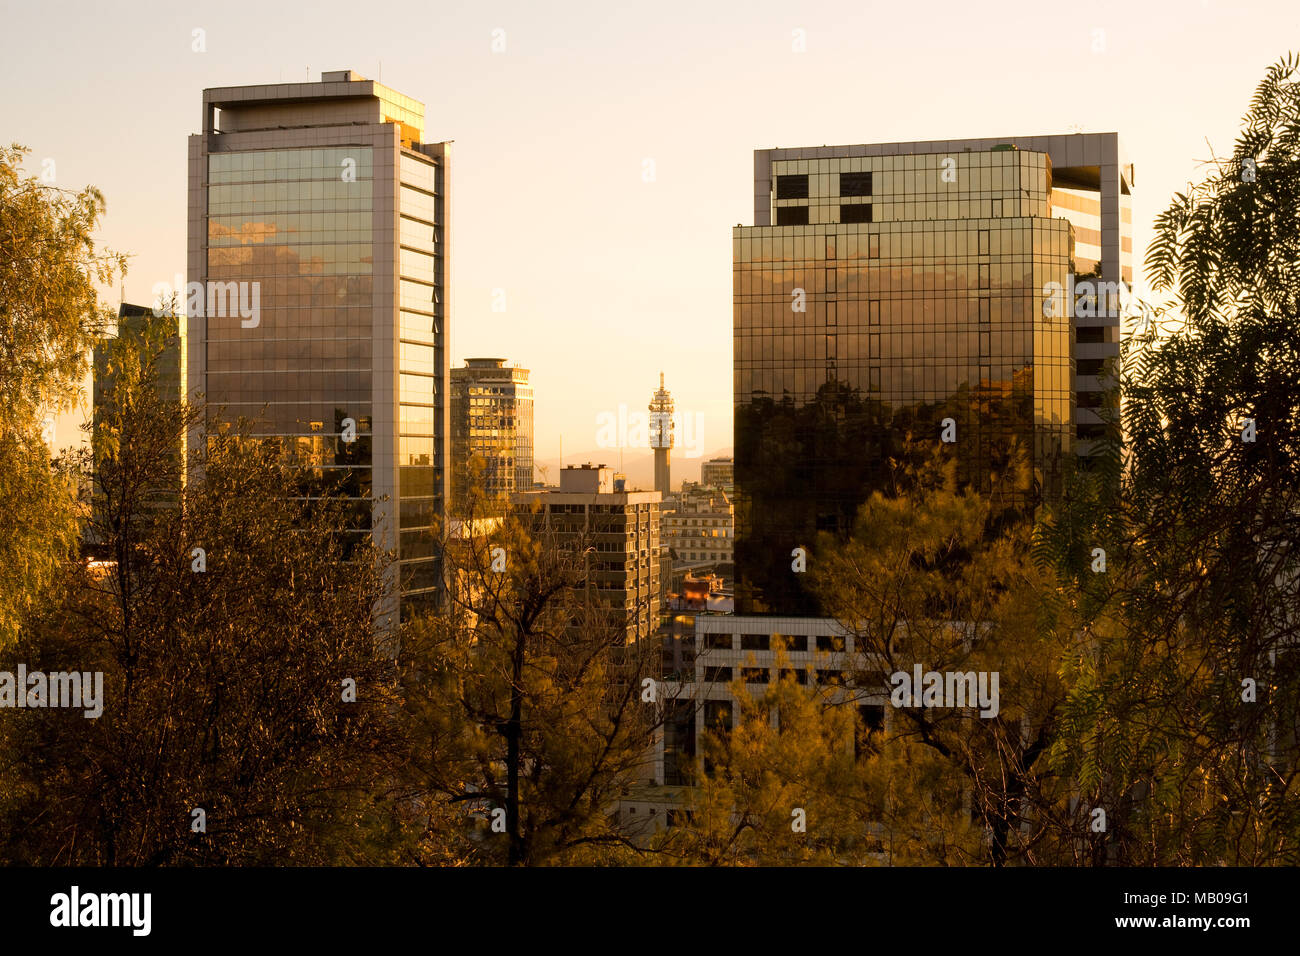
[741,634,770,651]
[742,667,769,684]
[776,206,809,226]
[840,203,872,223]
[1077,359,1106,376]
[840,171,872,196]
[1076,326,1106,344]
[776,174,808,199]
[778,667,807,684]
[775,634,808,652]
[704,633,732,650]
[703,666,732,683]
[704,700,733,731]
[817,669,846,685]
[859,704,885,733]
[1077,391,1104,409]
[856,705,886,758]
[816,635,845,652]
[1077,423,1108,440]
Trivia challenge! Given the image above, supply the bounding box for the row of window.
[703,633,847,651]
[777,172,872,200]
[702,666,848,685]
[776,204,874,226]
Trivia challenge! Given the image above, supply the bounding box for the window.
[1077,326,1106,343]
[1077,423,1108,440]
[859,705,885,733]
[704,700,733,731]
[776,174,808,199]
[841,203,872,223]
[856,704,886,758]
[1077,391,1104,408]
[776,206,809,226]
[741,634,769,651]
[704,633,733,650]
[704,666,733,683]
[742,667,769,684]
[1077,359,1106,376]
[778,668,807,684]
[816,635,845,652]
[840,171,872,196]
[775,634,808,652]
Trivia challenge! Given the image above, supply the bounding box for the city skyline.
[8,0,1295,460]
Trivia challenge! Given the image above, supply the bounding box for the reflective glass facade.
[206,147,376,514]
[735,149,1073,615]
[450,358,535,512]
[190,72,450,622]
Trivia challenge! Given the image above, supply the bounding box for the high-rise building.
[90,303,188,545]
[511,464,661,645]
[734,133,1132,616]
[649,373,673,495]
[187,70,450,620]
[449,357,534,512]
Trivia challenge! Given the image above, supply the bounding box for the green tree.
[0,144,123,651]
[0,315,399,865]
[1037,52,1300,864]
[397,487,668,865]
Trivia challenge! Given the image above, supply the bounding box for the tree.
[0,314,399,865]
[0,144,123,651]
[396,486,669,865]
[1036,52,1300,864]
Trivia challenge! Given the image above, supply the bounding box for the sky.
[4,0,1297,481]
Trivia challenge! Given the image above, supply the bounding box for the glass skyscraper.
[449,357,534,513]
[187,70,449,620]
[734,134,1133,616]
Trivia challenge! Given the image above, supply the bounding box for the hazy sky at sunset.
[4,0,1297,477]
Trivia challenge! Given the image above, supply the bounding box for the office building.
[734,133,1133,615]
[511,464,662,644]
[187,70,449,619]
[663,483,733,568]
[700,456,734,490]
[450,357,534,513]
[89,303,187,546]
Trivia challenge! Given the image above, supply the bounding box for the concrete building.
[700,456,734,491]
[187,70,450,620]
[735,133,1133,615]
[663,483,733,569]
[450,357,534,513]
[511,464,662,645]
